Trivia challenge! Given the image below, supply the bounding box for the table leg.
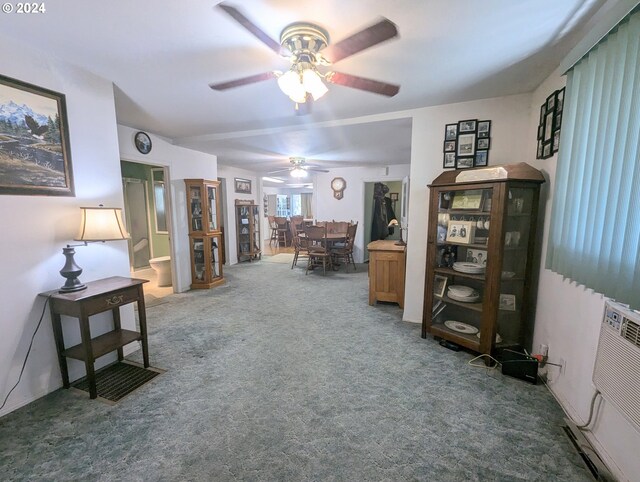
[137,286,150,368]
[112,307,124,362]
[78,308,97,399]
[49,306,70,389]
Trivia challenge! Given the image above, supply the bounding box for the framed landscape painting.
[0,74,74,196]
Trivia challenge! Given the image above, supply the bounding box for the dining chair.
[289,219,308,268]
[304,225,332,275]
[331,222,358,272]
[274,216,289,247]
[290,215,304,234]
[267,215,278,246]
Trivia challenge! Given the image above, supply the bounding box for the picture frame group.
[536,87,564,159]
[443,119,491,169]
[234,177,252,194]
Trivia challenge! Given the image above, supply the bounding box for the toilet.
[149,256,172,287]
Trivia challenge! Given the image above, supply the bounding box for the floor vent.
[73,361,164,403]
[562,419,616,481]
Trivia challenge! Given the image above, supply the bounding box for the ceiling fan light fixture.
[302,69,328,100]
[290,166,308,178]
[277,70,306,103]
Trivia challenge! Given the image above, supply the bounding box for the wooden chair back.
[346,222,358,250]
[290,215,304,233]
[274,216,288,229]
[327,221,349,234]
[304,225,328,252]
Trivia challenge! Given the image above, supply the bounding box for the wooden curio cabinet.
[422,163,545,356]
[185,179,224,289]
[235,200,261,262]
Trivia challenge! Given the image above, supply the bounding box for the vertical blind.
[546,11,640,309]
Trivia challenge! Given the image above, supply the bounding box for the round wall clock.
[331,177,346,200]
[134,131,152,154]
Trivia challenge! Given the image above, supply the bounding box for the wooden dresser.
[367,240,406,308]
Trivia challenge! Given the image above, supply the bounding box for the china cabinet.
[185,179,224,289]
[422,163,545,356]
[235,200,261,262]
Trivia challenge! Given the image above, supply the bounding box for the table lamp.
[59,205,129,293]
[388,219,407,246]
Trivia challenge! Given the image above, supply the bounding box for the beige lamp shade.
[75,206,129,241]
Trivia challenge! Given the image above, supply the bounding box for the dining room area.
[264,216,358,275]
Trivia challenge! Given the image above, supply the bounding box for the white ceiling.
[1,0,607,171]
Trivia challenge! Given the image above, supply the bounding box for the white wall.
[216,165,258,265]
[118,125,217,291]
[315,165,410,263]
[403,93,532,323]
[0,36,133,416]
[527,68,639,482]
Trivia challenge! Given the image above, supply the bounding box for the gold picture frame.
[451,190,484,210]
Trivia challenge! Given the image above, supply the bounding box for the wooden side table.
[367,240,406,308]
[42,276,149,399]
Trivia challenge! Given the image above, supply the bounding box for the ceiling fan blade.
[325,71,399,97]
[209,72,277,90]
[306,168,329,173]
[217,4,285,56]
[267,168,293,174]
[321,18,398,64]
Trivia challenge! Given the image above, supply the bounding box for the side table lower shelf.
[62,329,142,361]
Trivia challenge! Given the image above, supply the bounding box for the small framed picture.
[444,140,456,152]
[457,133,476,157]
[543,111,554,142]
[477,137,490,150]
[466,248,487,266]
[474,150,489,167]
[555,112,562,130]
[456,157,474,169]
[539,104,546,125]
[537,124,544,140]
[542,142,552,158]
[458,119,477,133]
[234,177,252,194]
[477,120,491,138]
[552,130,560,152]
[536,140,543,159]
[445,123,458,140]
[443,152,456,168]
[446,220,475,244]
[451,189,484,210]
[433,275,448,298]
[556,87,565,112]
[499,294,516,311]
[546,92,556,112]
[390,192,399,201]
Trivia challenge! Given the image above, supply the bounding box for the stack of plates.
[447,284,480,302]
[502,271,516,279]
[444,320,479,335]
[476,332,503,343]
[452,262,485,274]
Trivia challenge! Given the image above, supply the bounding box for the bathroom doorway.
[121,160,175,303]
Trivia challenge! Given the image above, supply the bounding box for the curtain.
[267,194,277,216]
[546,11,640,309]
[301,193,313,218]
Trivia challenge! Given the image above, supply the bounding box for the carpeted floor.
[0,262,591,481]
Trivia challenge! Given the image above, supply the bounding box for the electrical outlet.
[539,344,549,357]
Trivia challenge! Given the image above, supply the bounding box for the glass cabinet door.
[251,206,260,253]
[189,186,204,232]
[192,237,206,281]
[210,234,222,280]
[238,206,250,255]
[430,187,493,350]
[207,185,218,232]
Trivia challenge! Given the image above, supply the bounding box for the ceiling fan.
[210,3,400,113]
[267,157,329,178]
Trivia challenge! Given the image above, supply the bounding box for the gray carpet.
[0,262,591,481]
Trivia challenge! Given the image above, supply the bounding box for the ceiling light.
[262,176,285,183]
[290,166,308,178]
[277,66,328,104]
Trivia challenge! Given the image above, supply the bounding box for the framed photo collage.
[443,119,491,169]
[536,87,565,159]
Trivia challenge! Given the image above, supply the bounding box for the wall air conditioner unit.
[592,300,640,432]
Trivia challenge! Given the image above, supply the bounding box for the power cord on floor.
[540,372,601,432]
[0,295,51,411]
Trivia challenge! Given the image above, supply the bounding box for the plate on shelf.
[447,291,480,303]
[501,271,516,279]
[476,332,503,343]
[452,262,485,274]
[444,320,479,335]
[447,285,476,297]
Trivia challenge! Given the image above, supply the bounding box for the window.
[276,194,290,217]
[546,11,640,309]
[291,194,302,216]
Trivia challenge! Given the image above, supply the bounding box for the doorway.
[121,160,175,300]
[363,180,403,261]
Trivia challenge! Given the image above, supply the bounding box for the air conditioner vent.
[622,318,640,348]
